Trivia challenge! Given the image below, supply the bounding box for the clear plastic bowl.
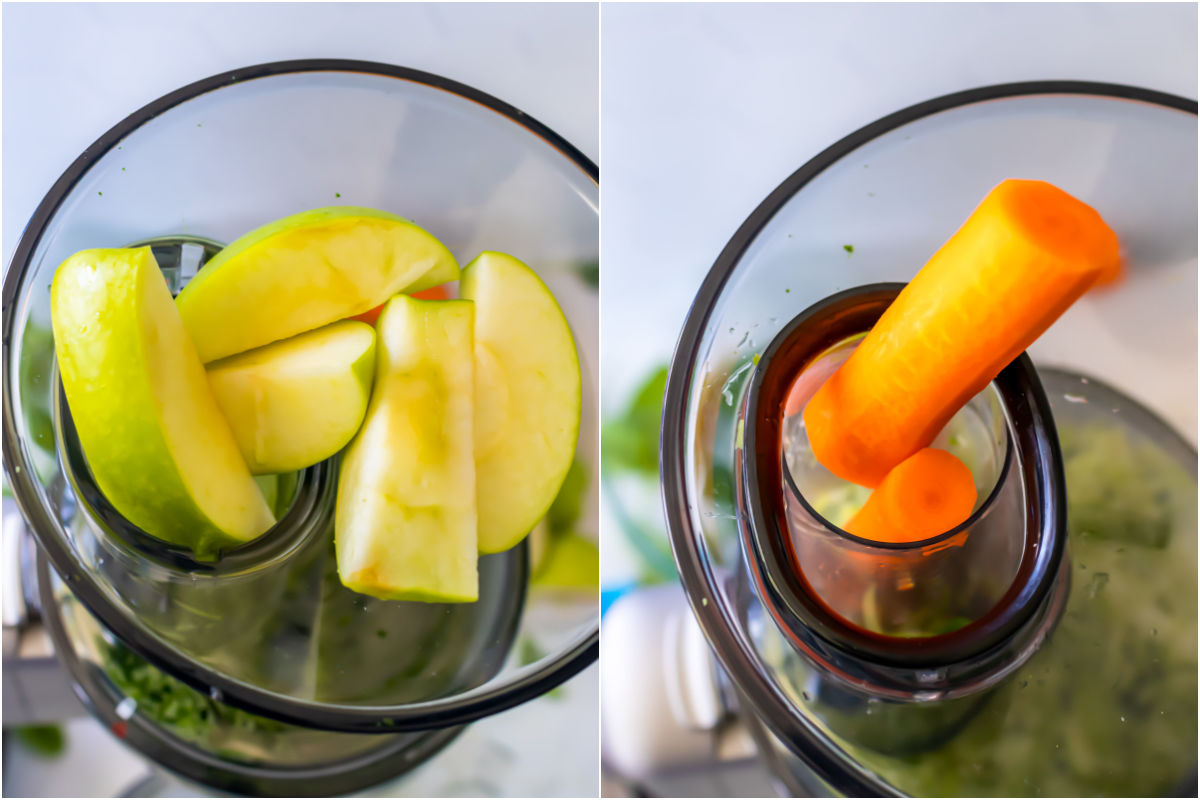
[3,59,598,792]
[661,82,1196,795]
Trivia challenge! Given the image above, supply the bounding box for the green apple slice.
[335,296,478,602]
[206,320,375,474]
[176,207,459,363]
[460,252,582,553]
[50,247,275,559]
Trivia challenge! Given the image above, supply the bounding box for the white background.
[2,3,598,797]
[599,1,1198,583]
[601,0,1197,409]
[2,2,599,266]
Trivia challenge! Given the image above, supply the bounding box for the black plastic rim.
[659,81,1196,796]
[2,58,598,734]
[769,285,1015,552]
[741,284,1063,669]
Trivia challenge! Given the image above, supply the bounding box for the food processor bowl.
[661,82,1196,796]
[3,60,598,791]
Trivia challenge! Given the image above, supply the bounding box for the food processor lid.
[3,60,599,735]
[661,82,1197,795]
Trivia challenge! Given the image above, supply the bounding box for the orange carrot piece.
[803,179,1119,487]
[1090,254,1125,289]
[347,283,454,325]
[347,304,385,326]
[844,448,977,544]
[410,283,453,301]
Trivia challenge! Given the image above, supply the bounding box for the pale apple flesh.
[50,247,275,559]
[459,251,582,553]
[206,320,376,474]
[176,207,460,363]
[335,296,478,602]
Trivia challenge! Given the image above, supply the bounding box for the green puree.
[102,637,285,745]
[849,420,1198,796]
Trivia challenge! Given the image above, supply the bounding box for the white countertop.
[2,3,598,797]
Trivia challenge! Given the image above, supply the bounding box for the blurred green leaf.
[601,365,668,478]
[576,258,599,289]
[532,533,599,590]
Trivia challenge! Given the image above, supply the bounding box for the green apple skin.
[335,296,478,603]
[253,474,279,513]
[50,247,275,559]
[460,252,582,554]
[206,320,376,474]
[176,207,459,363]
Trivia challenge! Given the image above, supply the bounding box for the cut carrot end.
[844,448,976,544]
[1090,255,1126,290]
[993,180,1120,276]
[802,179,1118,487]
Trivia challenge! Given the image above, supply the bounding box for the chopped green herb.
[102,638,286,740]
[14,725,65,757]
[335,192,341,198]
[843,244,854,254]
[518,636,544,665]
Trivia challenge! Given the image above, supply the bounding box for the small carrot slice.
[844,448,976,544]
[347,283,455,325]
[410,283,453,301]
[803,179,1119,487]
[347,305,385,326]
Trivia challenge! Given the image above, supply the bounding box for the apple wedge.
[206,320,376,474]
[335,296,478,602]
[460,252,582,553]
[176,207,459,363]
[50,247,274,559]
